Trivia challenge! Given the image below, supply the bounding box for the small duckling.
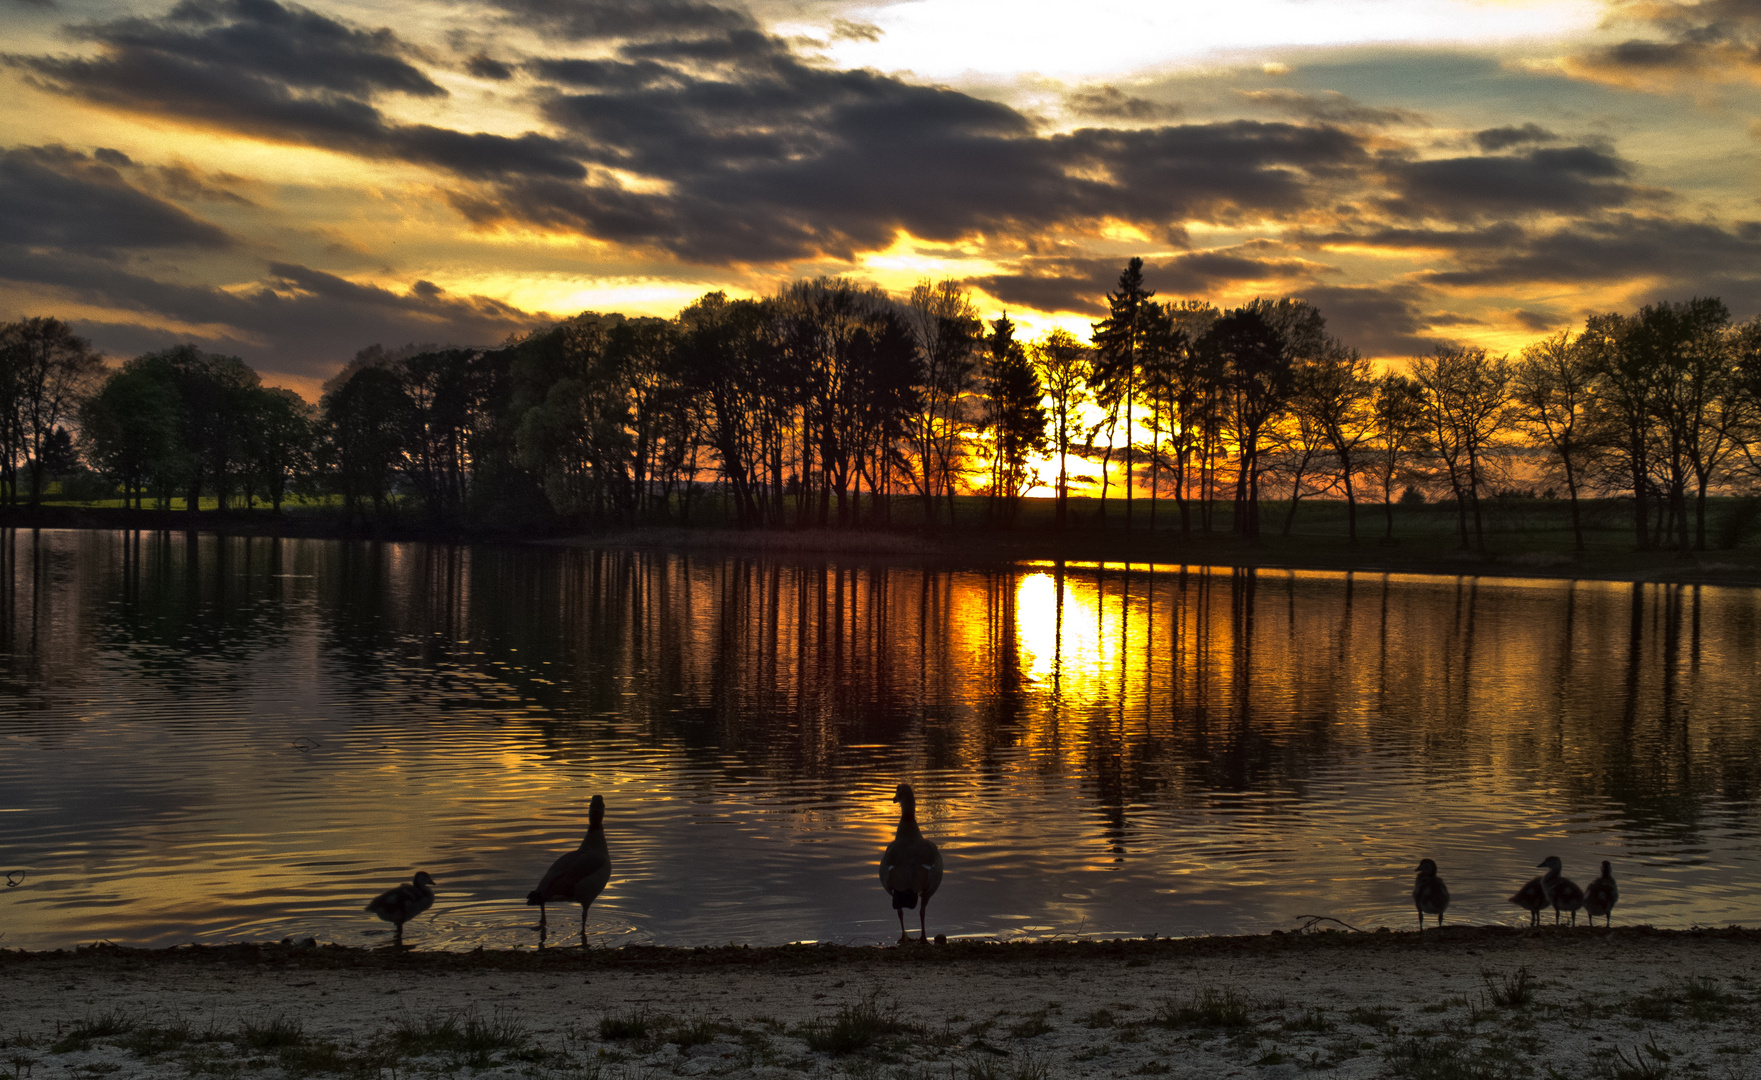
[1538,855,1583,926]
[366,871,436,946]
[1510,870,1548,927]
[1413,859,1450,931]
[1583,861,1618,927]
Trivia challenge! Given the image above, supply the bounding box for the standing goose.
[366,871,436,946]
[880,783,943,945]
[527,794,612,949]
[1583,861,1619,927]
[1510,863,1550,927]
[1412,859,1450,931]
[1539,855,1583,926]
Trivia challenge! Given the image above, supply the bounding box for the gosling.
[1413,859,1450,931]
[1583,861,1619,927]
[366,871,436,946]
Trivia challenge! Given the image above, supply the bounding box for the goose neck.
[895,805,921,838]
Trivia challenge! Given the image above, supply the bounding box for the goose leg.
[896,907,908,945]
[919,897,929,943]
[580,903,589,951]
[1416,908,1423,932]
[395,920,404,947]
[537,903,548,949]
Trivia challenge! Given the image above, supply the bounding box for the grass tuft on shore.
[1153,988,1253,1029]
[1386,1035,1524,1080]
[597,1008,653,1041]
[384,1008,528,1067]
[1481,967,1535,1009]
[799,996,913,1056]
[48,1009,137,1054]
[238,1014,303,1051]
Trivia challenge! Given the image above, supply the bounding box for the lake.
[2,528,1758,950]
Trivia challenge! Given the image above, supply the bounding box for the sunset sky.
[3,0,1760,398]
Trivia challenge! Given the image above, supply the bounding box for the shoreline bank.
[4,507,1761,589]
[5,928,1757,1079]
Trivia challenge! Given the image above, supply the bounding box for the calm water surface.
[2,529,1759,950]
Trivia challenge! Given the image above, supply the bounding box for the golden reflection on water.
[1,530,1760,950]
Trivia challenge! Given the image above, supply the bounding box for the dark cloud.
[85,0,443,98]
[1564,0,1761,87]
[429,32,1375,263]
[1473,123,1559,151]
[1424,214,1761,292]
[1511,307,1563,331]
[1063,85,1180,122]
[829,18,880,42]
[11,0,585,180]
[148,162,256,205]
[482,0,752,42]
[1380,145,1646,221]
[971,259,1445,355]
[464,53,513,80]
[92,146,132,165]
[1299,222,1529,252]
[0,246,538,380]
[528,56,677,90]
[1238,89,1422,127]
[1291,283,1444,356]
[265,262,528,321]
[0,145,233,253]
[973,247,1322,316]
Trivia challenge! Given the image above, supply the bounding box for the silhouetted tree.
[1201,305,1299,540]
[0,318,104,507]
[323,357,415,520]
[1581,312,1661,550]
[1411,345,1512,551]
[679,293,790,527]
[979,315,1047,525]
[1090,258,1155,528]
[902,280,980,525]
[80,362,186,508]
[1625,298,1739,550]
[245,387,318,513]
[1292,341,1376,541]
[1512,330,1597,551]
[1368,373,1427,541]
[1030,329,1091,530]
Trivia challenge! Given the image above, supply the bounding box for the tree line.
[3,264,1760,551]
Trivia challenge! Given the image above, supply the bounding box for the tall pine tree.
[1090,258,1154,529]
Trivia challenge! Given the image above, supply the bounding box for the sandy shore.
[4,928,1759,1079]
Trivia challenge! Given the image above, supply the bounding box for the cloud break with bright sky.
[3,0,1761,396]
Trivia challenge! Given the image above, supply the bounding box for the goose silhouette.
[880,783,943,945]
[1412,859,1450,931]
[1583,861,1618,927]
[527,794,612,949]
[1539,855,1583,926]
[366,871,435,946]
